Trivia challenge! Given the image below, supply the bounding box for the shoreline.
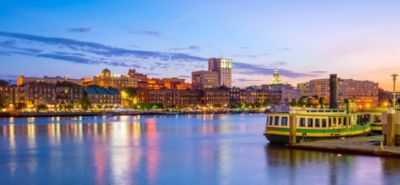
[0,110,265,118]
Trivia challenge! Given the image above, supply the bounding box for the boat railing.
[290,108,346,114]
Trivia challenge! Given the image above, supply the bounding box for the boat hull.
[264,123,371,144]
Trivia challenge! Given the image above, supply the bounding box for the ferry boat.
[360,111,384,134]
[264,108,371,143]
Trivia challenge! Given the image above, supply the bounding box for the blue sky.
[1,0,400,89]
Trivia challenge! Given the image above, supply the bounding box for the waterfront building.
[208,58,232,87]
[298,77,379,107]
[15,82,57,107]
[93,68,137,89]
[192,70,219,89]
[0,81,14,108]
[85,87,121,107]
[202,86,230,107]
[136,89,201,107]
[17,75,84,86]
[55,82,84,106]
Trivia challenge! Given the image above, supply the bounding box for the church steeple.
[270,67,283,85]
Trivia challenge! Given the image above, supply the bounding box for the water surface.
[0,114,399,185]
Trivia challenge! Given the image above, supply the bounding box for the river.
[0,114,399,185]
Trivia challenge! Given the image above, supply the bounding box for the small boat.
[264,108,371,143]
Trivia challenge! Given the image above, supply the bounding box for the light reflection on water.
[0,114,399,185]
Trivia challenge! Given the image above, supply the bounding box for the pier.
[288,135,400,157]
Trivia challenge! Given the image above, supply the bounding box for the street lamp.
[391,73,398,110]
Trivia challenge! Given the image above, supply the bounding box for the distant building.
[192,71,219,89]
[208,58,232,87]
[94,68,137,89]
[147,78,164,90]
[128,69,148,89]
[17,75,83,86]
[261,68,300,103]
[161,78,186,90]
[298,77,379,107]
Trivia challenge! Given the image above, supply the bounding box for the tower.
[208,58,232,87]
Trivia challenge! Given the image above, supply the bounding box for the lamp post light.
[391,73,398,111]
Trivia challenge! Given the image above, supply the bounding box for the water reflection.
[0,114,399,185]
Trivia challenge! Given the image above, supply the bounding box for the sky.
[0,0,400,90]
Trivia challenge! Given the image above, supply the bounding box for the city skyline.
[1,1,400,90]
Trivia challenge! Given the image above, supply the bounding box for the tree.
[305,98,312,108]
[80,94,91,111]
[344,99,350,113]
[263,98,272,106]
[297,99,305,107]
[318,97,324,109]
[15,102,27,111]
[289,99,297,107]
[36,104,48,112]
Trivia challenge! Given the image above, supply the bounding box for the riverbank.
[287,135,400,158]
[0,110,265,118]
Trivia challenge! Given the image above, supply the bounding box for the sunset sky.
[0,0,399,90]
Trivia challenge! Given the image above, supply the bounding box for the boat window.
[328,118,332,128]
[307,118,313,127]
[333,118,337,126]
[338,117,342,125]
[281,117,288,126]
[274,116,279,126]
[269,116,273,125]
[322,119,327,128]
[299,118,306,127]
[343,117,347,126]
[315,119,320,128]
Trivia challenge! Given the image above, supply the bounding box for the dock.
[287,135,400,157]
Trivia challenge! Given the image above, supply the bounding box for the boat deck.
[287,135,400,157]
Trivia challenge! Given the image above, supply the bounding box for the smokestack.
[329,74,338,109]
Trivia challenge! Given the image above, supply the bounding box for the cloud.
[0,31,319,79]
[310,70,326,74]
[123,28,163,38]
[0,74,18,83]
[233,52,269,59]
[235,78,263,82]
[174,9,199,24]
[68,27,92,33]
[233,63,315,78]
[240,46,249,50]
[170,45,200,52]
[0,39,42,53]
[277,47,292,51]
